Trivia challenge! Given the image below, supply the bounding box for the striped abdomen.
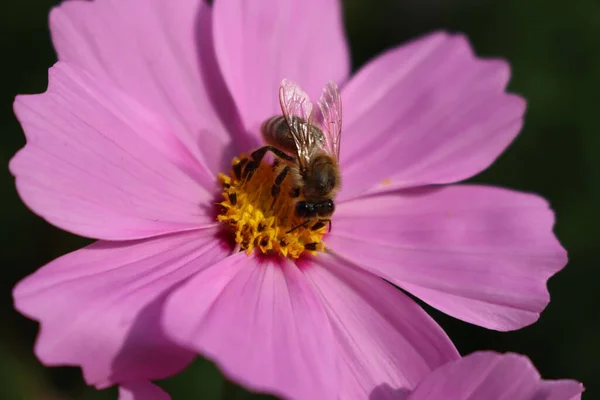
[261,116,325,156]
[261,116,298,154]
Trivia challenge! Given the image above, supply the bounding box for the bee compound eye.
[326,200,335,213]
[295,201,310,217]
[314,200,334,217]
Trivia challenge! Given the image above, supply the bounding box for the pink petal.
[119,382,170,400]
[305,254,459,400]
[50,0,240,174]
[212,0,350,134]
[338,32,525,201]
[328,185,567,331]
[163,253,339,400]
[407,352,584,400]
[13,229,229,388]
[11,63,215,241]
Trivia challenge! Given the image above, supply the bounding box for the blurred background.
[1,0,598,398]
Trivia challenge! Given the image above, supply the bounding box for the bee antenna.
[286,220,312,234]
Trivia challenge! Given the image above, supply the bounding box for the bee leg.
[243,146,294,183]
[233,158,249,180]
[242,160,258,182]
[270,166,289,209]
[287,219,312,233]
[251,145,295,164]
[311,219,331,232]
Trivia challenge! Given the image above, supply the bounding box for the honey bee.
[242,79,342,232]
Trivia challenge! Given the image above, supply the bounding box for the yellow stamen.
[217,155,327,258]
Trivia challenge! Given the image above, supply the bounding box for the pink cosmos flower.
[119,382,170,400]
[120,352,586,400]
[373,352,584,400]
[10,0,568,399]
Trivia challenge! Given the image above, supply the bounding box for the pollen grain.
[217,156,327,258]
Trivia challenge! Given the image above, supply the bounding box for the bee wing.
[279,79,316,168]
[317,81,342,161]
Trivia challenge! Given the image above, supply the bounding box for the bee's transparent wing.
[317,81,342,161]
[279,79,315,168]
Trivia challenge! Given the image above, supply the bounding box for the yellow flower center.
[217,155,327,258]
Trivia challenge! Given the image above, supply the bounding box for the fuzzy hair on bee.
[258,79,343,230]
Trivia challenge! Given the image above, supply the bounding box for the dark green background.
[1,0,597,398]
